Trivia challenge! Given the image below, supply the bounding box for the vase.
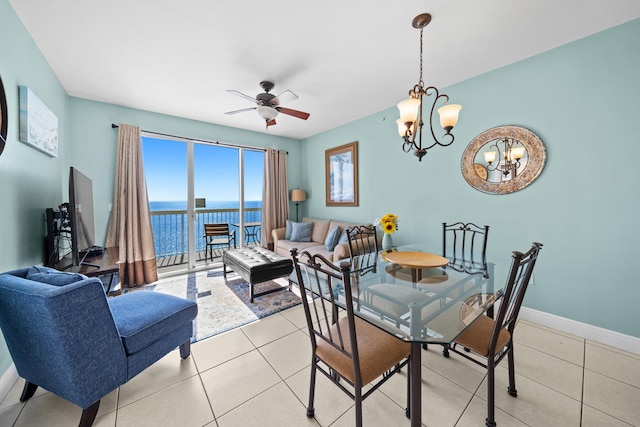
[382,233,394,251]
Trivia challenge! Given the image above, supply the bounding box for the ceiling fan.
[224,81,310,128]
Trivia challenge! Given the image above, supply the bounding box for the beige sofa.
[271,217,372,262]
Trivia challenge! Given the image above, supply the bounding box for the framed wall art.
[325,141,358,206]
[19,86,58,157]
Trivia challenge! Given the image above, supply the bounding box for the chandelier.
[484,138,526,177]
[397,13,462,161]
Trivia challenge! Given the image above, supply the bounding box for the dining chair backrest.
[346,225,379,277]
[292,249,358,363]
[443,222,490,278]
[491,242,542,344]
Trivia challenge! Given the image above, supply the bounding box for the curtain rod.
[110,123,287,154]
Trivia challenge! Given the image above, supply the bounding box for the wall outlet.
[108,203,112,212]
[529,273,536,285]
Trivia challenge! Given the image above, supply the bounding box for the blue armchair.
[0,266,198,427]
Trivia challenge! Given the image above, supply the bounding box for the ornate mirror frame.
[0,75,7,156]
[461,125,546,195]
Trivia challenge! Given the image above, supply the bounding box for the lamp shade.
[437,104,462,130]
[397,98,420,125]
[484,151,497,164]
[291,189,306,202]
[511,146,526,160]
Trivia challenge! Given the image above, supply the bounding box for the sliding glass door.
[142,135,264,274]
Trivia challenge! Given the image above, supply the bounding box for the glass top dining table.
[330,243,501,427]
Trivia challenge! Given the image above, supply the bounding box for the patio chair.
[0,266,198,427]
[204,223,236,260]
[448,242,542,427]
[291,248,411,427]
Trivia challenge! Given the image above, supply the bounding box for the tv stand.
[79,245,104,268]
[55,247,120,294]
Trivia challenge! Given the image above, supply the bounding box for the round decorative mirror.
[0,75,7,156]
[461,125,546,194]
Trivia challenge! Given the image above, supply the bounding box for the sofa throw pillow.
[290,221,314,242]
[26,265,87,286]
[338,228,349,244]
[285,220,294,240]
[324,226,341,251]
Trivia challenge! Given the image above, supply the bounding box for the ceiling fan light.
[257,105,278,121]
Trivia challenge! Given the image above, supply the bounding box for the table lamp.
[290,189,306,222]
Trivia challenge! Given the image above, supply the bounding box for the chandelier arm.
[485,140,501,172]
[422,86,455,149]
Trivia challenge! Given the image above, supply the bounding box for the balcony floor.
[156,244,260,275]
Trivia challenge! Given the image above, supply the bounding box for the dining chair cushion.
[291,221,314,242]
[26,266,87,287]
[324,226,341,251]
[315,316,410,385]
[455,315,511,357]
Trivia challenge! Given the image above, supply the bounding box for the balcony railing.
[150,208,262,258]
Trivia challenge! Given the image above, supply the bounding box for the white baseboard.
[519,307,640,355]
[0,363,18,403]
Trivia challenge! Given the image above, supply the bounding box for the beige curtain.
[261,148,289,249]
[106,124,158,286]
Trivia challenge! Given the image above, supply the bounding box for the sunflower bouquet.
[374,213,398,235]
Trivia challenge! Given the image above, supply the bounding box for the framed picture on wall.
[18,86,59,157]
[325,141,358,206]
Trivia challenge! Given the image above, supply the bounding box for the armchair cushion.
[109,290,198,354]
[26,265,87,286]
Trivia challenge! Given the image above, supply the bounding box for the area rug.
[133,269,301,343]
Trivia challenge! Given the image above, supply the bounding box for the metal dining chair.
[345,225,380,281]
[418,221,490,355]
[291,248,411,427]
[420,221,490,285]
[449,242,543,427]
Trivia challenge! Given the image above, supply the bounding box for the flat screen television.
[69,167,97,266]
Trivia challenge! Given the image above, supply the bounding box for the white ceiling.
[9,0,640,140]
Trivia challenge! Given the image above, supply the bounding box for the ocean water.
[149,200,262,211]
[150,200,262,256]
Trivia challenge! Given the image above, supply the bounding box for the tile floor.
[1,305,639,426]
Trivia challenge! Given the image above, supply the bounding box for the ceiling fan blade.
[226,90,258,104]
[224,107,257,115]
[266,119,277,127]
[271,90,298,105]
[278,107,310,120]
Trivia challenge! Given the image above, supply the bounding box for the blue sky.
[142,137,264,202]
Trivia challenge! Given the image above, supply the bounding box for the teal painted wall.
[0,0,70,374]
[301,19,640,337]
